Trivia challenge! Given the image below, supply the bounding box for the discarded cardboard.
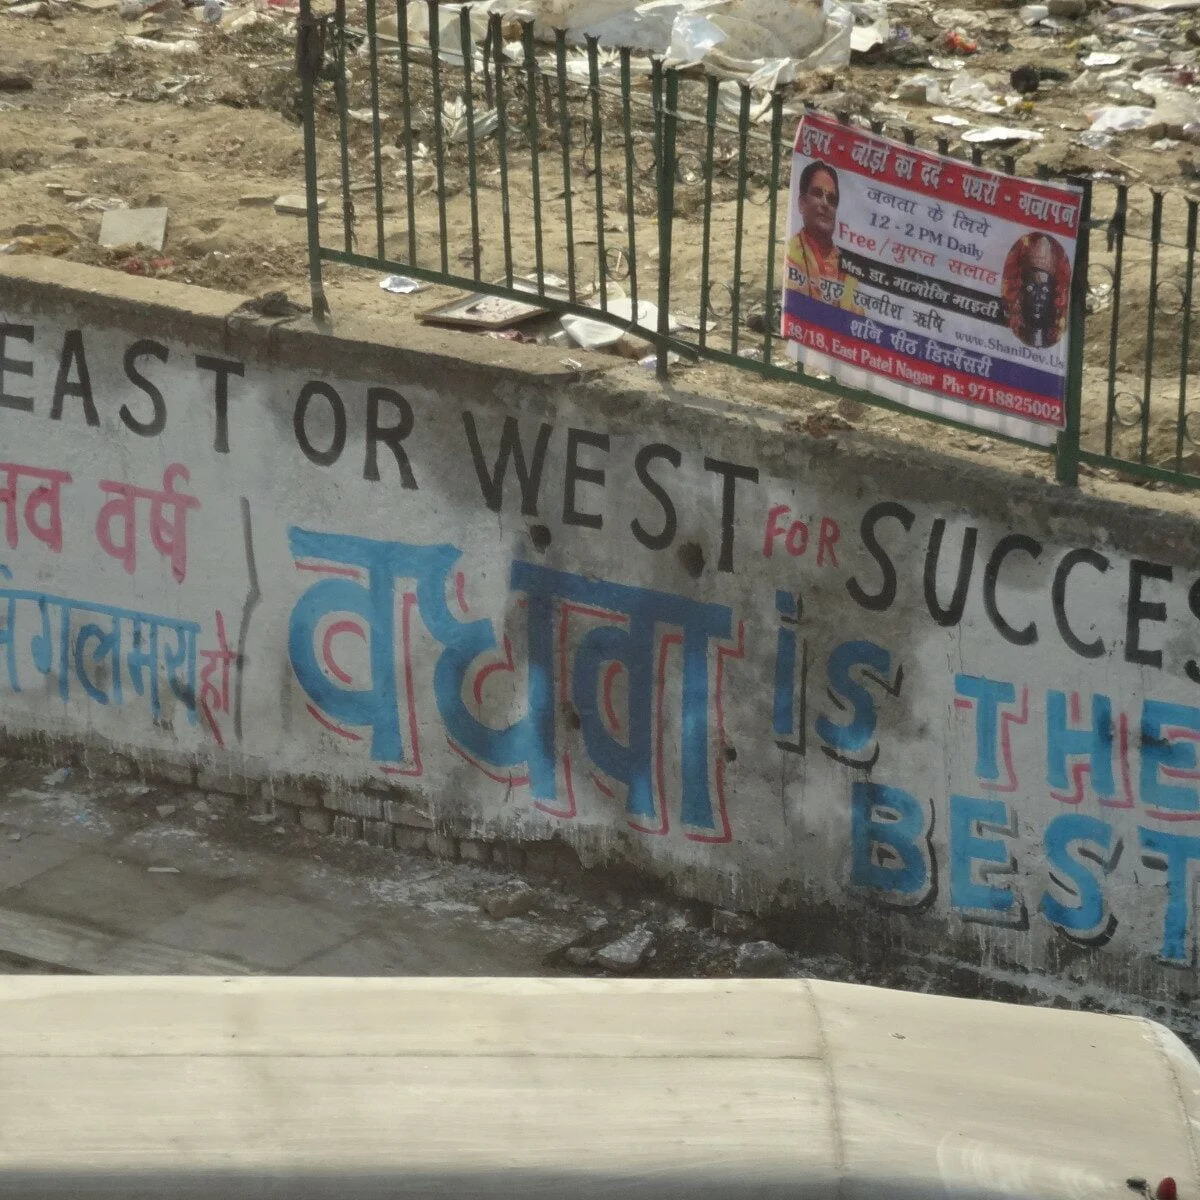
[98,206,169,251]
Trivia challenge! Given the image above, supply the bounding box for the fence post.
[656,65,679,381]
[296,0,330,322]
[1056,175,1091,486]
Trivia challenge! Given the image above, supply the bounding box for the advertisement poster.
[781,112,1081,445]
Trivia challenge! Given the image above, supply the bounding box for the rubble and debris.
[594,926,655,972]
[379,273,427,293]
[0,224,77,255]
[734,939,790,976]
[483,883,537,919]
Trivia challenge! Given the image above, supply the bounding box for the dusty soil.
[2,0,1200,501]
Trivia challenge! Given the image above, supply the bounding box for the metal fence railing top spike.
[296,0,1200,497]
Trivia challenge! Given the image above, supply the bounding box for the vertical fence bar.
[397,0,417,264]
[656,67,679,381]
[297,0,329,319]
[333,0,354,253]
[522,20,545,293]
[1140,191,1164,466]
[365,0,386,259]
[481,20,493,107]
[459,6,481,280]
[427,0,449,274]
[1056,177,1091,486]
[586,36,607,311]
[760,90,784,367]
[490,12,514,287]
[1103,185,1126,456]
[728,83,751,357]
[697,74,718,350]
[1175,198,1197,475]
[555,31,577,301]
[620,46,637,317]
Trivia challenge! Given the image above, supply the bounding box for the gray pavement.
[0,759,589,977]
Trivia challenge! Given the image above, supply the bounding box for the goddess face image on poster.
[1001,232,1070,349]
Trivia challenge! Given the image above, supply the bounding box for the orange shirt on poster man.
[786,228,863,314]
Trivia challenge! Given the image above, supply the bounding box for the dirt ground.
[3,0,1200,500]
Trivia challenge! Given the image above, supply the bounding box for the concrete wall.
[2,258,1199,1008]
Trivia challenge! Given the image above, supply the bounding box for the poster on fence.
[781,112,1081,445]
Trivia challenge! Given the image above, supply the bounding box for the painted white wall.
[0,302,1197,994]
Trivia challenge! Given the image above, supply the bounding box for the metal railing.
[295,0,1200,495]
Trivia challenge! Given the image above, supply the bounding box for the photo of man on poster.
[785,162,862,314]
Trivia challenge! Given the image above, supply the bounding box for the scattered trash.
[247,812,277,824]
[895,68,1003,112]
[441,96,499,143]
[98,206,169,251]
[155,803,177,818]
[147,865,181,873]
[932,112,971,126]
[43,767,71,787]
[1082,51,1123,67]
[379,274,428,294]
[70,196,127,213]
[562,294,680,350]
[421,274,570,330]
[962,125,1045,142]
[1088,104,1158,132]
[120,35,201,52]
[941,29,977,54]
[6,833,20,842]
[120,255,174,275]
[0,224,76,256]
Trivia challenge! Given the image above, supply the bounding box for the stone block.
[383,799,434,829]
[261,779,322,809]
[325,793,384,821]
[483,884,536,920]
[426,833,458,860]
[458,838,492,864]
[272,803,300,826]
[393,827,429,853]
[195,765,253,797]
[143,758,195,787]
[491,843,525,871]
[300,809,334,834]
[363,819,394,849]
[332,815,362,842]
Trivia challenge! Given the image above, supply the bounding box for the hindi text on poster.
[781,113,1081,444]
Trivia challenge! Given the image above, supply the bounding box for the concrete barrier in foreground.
[1,257,1198,1015]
